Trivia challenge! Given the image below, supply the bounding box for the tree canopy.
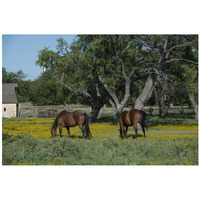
[35,35,198,120]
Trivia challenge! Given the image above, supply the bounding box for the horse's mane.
[52,110,69,129]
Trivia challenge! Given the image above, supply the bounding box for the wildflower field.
[2,115,198,165]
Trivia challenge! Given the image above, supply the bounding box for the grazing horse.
[119,109,147,139]
[51,110,92,138]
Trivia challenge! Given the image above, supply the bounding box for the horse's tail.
[51,119,58,137]
[139,110,148,131]
[84,113,92,138]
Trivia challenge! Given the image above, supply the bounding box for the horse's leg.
[139,122,146,138]
[142,126,146,138]
[79,124,85,139]
[133,124,138,139]
[59,126,62,137]
[83,124,88,138]
[120,124,125,139]
[125,126,128,138]
[66,127,70,138]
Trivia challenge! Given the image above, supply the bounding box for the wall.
[2,104,17,118]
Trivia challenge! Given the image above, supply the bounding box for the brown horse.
[119,109,147,139]
[51,110,92,138]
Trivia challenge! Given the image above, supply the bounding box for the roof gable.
[2,83,18,103]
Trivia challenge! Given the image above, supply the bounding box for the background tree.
[3,67,27,82]
[86,35,147,120]
[171,63,198,118]
[36,37,109,122]
[134,35,198,117]
[36,35,198,120]
[29,72,84,106]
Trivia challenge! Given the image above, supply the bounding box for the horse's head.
[51,128,57,137]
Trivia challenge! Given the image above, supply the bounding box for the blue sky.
[2,35,76,81]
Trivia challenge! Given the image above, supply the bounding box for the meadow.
[2,110,198,165]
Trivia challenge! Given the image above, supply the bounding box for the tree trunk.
[90,103,104,123]
[189,95,198,119]
[115,106,124,123]
[134,75,155,110]
[113,106,123,124]
[108,100,123,123]
[159,93,166,117]
[98,69,131,123]
[89,83,108,123]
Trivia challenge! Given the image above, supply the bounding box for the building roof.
[2,83,18,103]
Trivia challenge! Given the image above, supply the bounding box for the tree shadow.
[147,112,197,126]
[125,134,144,139]
[95,115,116,124]
[52,135,90,139]
[96,112,196,126]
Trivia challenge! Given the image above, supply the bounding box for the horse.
[119,109,147,139]
[51,110,92,138]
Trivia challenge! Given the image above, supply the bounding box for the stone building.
[2,83,19,118]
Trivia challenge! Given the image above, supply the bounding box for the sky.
[2,35,76,81]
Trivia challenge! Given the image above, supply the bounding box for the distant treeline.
[3,67,194,108]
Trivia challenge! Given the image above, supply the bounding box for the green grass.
[2,131,198,165]
[2,108,198,165]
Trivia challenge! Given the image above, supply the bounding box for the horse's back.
[119,111,132,126]
[129,109,147,124]
[56,110,79,127]
[120,109,144,126]
[56,110,68,121]
[72,110,85,124]
[56,110,70,125]
[129,109,141,122]
[73,110,84,117]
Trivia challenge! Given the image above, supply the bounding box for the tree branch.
[118,58,128,79]
[97,71,119,106]
[135,37,153,49]
[95,83,101,97]
[165,58,198,65]
[165,42,192,53]
[122,43,131,54]
[129,54,147,78]
[52,72,92,98]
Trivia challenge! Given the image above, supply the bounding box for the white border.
[1,0,199,200]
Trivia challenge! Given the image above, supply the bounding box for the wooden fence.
[18,103,194,118]
[38,109,58,118]
[142,107,193,116]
